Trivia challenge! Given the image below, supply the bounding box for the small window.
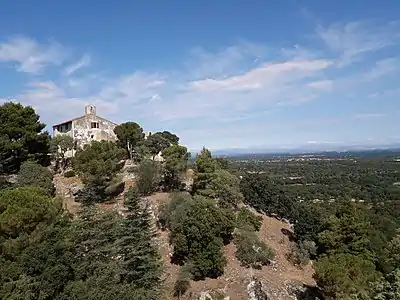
[91,122,99,129]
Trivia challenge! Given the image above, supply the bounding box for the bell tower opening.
[85,104,96,116]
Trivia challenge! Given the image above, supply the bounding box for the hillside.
[54,172,318,300]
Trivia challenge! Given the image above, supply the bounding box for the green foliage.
[0,102,51,174]
[117,187,162,288]
[104,180,125,197]
[159,131,179,145]
[168,196,235,279]
[236,207,262,232]
[0,187,61,238]
[16,161,55,196]
[162,144,190,190]
[233,230,275,269]
[192,148,217,197]
[144,132,171,158]
[63,169,75,177]
[137,159,160,195]
[0,179,162,300]
[317,201,373,258]
[214,157,229,170]
[74,185,106,204]
[287,241,317,266]
[157,192,190,229]
[73,140,125,185]
[240,173,297,221]
[50,134,74,171]
[114,122,145,158]
[173,265,192,297]
[314,253,380,300]
[372,269,400,300]
[210,169,244,208]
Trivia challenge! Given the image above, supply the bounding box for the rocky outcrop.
[247,279,268,300]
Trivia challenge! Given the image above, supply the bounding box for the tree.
[136,159,160,196]
[233,230,274,269]
[50,135,74,171]
[236,207,262,232]
[162,145,190,190]
[144,132,171,159]
[73,140,125,186]
[317,201,373,258]
[159,131,179,145]
[314,253,380,300]
[114,122,145,159]
[0,102,50,174]
[168,196,235,279]
[210,169,244,208]
[0,187,61,238]
[115,187,162,289]
[191,148,217,197]
[16,161,55,196]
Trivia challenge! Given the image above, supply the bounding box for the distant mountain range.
[190,143,400,157]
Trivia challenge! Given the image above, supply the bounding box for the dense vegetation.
[2,101,400,299]
[237,153,400,299]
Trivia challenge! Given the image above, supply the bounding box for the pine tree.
[115,187,162,289]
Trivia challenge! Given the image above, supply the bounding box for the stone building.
[53,104,118,156]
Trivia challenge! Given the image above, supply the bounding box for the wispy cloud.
[0,36,67,73]
[64,54,91,76]
[353,113,386,119]
[316,20,400,65]
[1,19,400,149]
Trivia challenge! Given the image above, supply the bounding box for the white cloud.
[0,36,67,73]
[307,79,333,90]
[316,20,400,65]
[354,113,386,119]
[188,59,333,92]
[64,54,91,75]
[2,19,400,149]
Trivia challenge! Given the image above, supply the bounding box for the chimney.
[85,104,96,116]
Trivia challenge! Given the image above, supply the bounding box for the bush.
[74,185,106,205]
[287,240,317,267]
[236,207,262,232]
[16,161,55,196]
[63,170,75,177]
[105,181,125,197]
[157,192,190,229]
[233,230,275,269]
[173,265,192,297]
[136,159,160,196]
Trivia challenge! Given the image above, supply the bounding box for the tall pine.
[116,187,162,289]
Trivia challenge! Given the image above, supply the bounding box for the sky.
[0,0,399,151]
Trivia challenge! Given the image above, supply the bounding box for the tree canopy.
[0,102,50,174]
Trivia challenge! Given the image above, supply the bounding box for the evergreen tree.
[116,187,162,289]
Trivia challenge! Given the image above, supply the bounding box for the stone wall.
[73,115,117,148]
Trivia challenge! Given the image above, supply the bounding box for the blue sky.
[0,0,399,151]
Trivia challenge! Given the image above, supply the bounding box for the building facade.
[53,105,118,156]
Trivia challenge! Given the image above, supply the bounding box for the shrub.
[287,240,317,266]
[157,192,190,229]
[16,161,55,196]
[74,185,106,205]
[63,170,75,177]
[236,207,262,232]
[105,181,125,197]
[233,230,275,269]
[173,265,192,297]
[136,159,160,196]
